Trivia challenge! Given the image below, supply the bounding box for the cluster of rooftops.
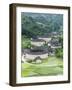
[22,32,62,63]
[23,32,62,55]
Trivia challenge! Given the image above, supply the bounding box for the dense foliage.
[55,35,63,58]
[55,48,63,58]
[21,13,63,38]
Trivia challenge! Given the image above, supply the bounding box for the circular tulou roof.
[23,49,48,55]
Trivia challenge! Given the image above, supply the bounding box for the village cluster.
[22,32,62,64]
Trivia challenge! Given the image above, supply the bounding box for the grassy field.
[21,56,63,77]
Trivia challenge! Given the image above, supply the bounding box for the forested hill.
[21,12,63,38]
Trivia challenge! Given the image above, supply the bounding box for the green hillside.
[21,13,63,38]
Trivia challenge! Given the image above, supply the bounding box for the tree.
[55,48,63,58]
[59,36,63,48]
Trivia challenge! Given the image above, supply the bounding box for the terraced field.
[21,56,63,77]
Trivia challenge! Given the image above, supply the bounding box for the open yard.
[21,56,63,77]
